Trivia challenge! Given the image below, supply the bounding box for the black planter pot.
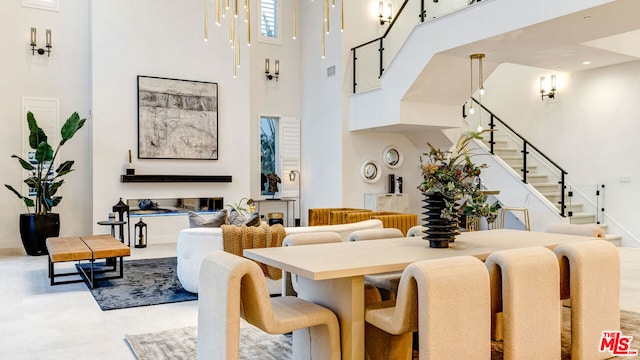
[19,213,60,256]
[422,193,458,248]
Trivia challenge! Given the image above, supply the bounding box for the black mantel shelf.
[121,175,232,183]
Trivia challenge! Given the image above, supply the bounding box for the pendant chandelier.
[468,53,485,132]
[204,0,344,77]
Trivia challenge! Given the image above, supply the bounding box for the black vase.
[19,213,60,256]
[422,193,458,248]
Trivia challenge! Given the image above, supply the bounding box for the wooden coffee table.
[46,235,131,289]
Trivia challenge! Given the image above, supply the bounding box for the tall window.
[260,0,279,41]
[260,117,279,195]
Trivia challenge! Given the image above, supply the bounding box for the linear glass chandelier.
[204,0,344,77]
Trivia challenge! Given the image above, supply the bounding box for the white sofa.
[176,219,384,293]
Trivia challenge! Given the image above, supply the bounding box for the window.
[260,117,279,196]
[259,116,300,197]
[260,0,279,41]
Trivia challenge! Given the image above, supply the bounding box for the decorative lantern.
[134,218,147,248]
[112,197,130,246]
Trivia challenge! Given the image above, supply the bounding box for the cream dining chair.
[198,251,341,360]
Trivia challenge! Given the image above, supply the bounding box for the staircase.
[486,135,621,245]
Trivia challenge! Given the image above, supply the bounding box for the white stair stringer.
[467,140,563,232]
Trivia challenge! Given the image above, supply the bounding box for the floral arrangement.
[418,130,500,224]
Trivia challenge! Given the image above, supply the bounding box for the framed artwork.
[137,76,219,160]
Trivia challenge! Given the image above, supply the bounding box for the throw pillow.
[188,210,228,228]
[244,212,261,227]
[228,209,246,226]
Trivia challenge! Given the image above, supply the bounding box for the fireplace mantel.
[121,175,232,183]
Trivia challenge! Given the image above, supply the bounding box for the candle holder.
[134,218,147,248]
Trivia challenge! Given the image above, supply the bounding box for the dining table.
[243,229,599,360]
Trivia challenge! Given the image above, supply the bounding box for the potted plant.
[4,111,87,255]
[418,130,500,247]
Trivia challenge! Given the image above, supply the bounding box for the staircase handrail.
[350,0,411,94]
[465,97,568,217]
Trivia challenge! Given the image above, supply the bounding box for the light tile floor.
[1,243,639,359]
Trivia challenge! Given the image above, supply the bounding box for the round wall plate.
[360,160,382,183]
[382,145,403,169]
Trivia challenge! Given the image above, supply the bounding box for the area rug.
[126,320,291,360]
[126,308,640,360]
[84,257,197,311]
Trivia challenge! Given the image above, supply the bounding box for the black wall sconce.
[379,1,394,25]
[540,74,557,100]
[30,27,52,57]
[265,58,279,81]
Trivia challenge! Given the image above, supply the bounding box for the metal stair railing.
[464,97,569,217]
[351,0,483,94]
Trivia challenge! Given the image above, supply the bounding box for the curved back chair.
[198,251,341,360]
[406,225,426,237]
[281,232,342,296]
[554,240,619,360]
[365,256,490,360]
[485,247,560,360]
[347,228,403,241]
[545,223,605,238]
[348,228,404,300]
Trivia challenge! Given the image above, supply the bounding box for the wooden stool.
[499,207,531,231]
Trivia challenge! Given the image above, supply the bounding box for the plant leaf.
[11,154,35,171]
[27,112,48,150]
[60,112,83,145]
[55,161,75,177]
[34,141,54,163]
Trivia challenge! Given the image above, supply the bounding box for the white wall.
[483,62,640,245]
[91,0,301,243]
[0,1,92,250]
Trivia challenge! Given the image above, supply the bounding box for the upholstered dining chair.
[406,225,426,237]
[281,232,342,296]
[365,256,490,360]
[348,228,404,300]
[545,223,605,238]
[198,251,341,360]
[554,240,619,360]
[485,246,561,359]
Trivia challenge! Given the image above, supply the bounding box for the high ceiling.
[444,0,640,73]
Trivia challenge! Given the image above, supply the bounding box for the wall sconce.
[30,27,52,57]
[540,74,557,100]
[265,58,280,81]
[378,1,393,25]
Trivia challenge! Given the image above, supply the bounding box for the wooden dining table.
[243,229,598,360]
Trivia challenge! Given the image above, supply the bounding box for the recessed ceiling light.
[582,61,592,65]
[583,15,592,20]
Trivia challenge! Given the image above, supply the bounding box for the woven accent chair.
[308,207,369,226]
[365,256,490,360]
[281,232,342,296]
[545,223,605,238]
[554,240,620,360]
[344,211,418,236]
[485,247,561,359]
[198,251,341,360]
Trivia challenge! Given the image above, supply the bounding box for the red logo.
[600,331,638,356]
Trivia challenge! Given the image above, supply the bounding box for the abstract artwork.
[137,76,218,160]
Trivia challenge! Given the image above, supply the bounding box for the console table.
[252,198,296,226]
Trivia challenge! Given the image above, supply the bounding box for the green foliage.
[418,130,500,223]
[226,198,254,217]
[5,111,87,215]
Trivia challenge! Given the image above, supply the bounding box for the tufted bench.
[46,235,130,289]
